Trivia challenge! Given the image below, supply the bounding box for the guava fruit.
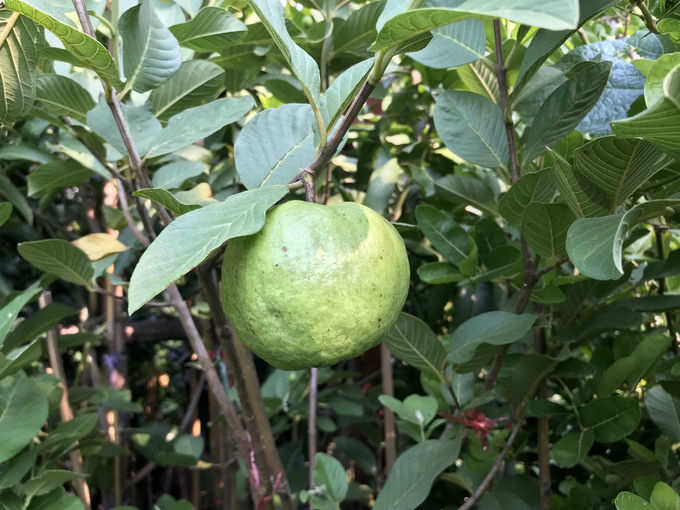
[221,200,410,369]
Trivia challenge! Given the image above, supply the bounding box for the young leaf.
[382,313,447,381]
[0,372,49,464]
[373,439,461,510]
[615,492,651,510]
[313,453,349,505]
[234,104,315,189]
[566,199,680,280]
[150,60,226,121]
[645,386,680,441]
[119,2,181,93]
[650,481,680,510]
[247,0,321,107]
[372,1,579,52]
[644,53,680,108]
[34,74,95,124]
[434,90,509,169]
[17,239,94,287]
[128,185,288,314]
[4,0,121,87]
[0,11,40,123]
[147,96,254,158]
[407,19,485,69]
[449,311,536,364]
[524,61,611,162]
[170,6,246,52]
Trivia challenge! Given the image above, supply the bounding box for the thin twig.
[39,292,92,510]
[308,367,318,489]
[116,180,150,246]
[654,225,676,350]
[381,344,396,476]
[633,0,659,33]
[534,326,551,510]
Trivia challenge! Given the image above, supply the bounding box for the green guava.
[221,200,410,369]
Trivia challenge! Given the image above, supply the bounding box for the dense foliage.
[1,0,680,509]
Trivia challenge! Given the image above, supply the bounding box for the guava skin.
[221,200,410,370]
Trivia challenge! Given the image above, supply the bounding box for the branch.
[308,367,319,489]
[633,0,659,34]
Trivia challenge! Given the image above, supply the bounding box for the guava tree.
[1,0,680,509]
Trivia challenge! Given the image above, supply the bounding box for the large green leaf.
[612,65,680,158]
[552,430,594,468]
[415,204,470,265]
[247,0,320,106]
[407,19,485,69]
[435,174,497,216]
[0,175,31,224]
[150,60,225,121]
[312,453,348,508]
[0,10,40,123]
[372,1,579,52]
[169,6,246,52]
[151,160,206,190]
[524,62,611,163]
[333,1,384,55]
[373,439,461,510]
[573,137,673,213]
[321,58,373,129]
[3,302,75,352]
[128,185,288,314]
[0,282,41,348]
[615,492,651,510]
[382,313,447,381]
[498,169,555,225]
[34,74,94,124]
[4,0,120,87]
[27,161,93,198]
[449,311,536,364]
[645,386,680,440]
[650,482,680,510]
[644,54,680,108]
[18,239,94,287]
[119,2,181,93]
[147,96,254,158]
[234,103,315,189]
[566,199,680,280]
[580,396,640,443]
[521,203,574,259]
[0,372,49,463]
[549,149,608,218]
[18,469,86,498]
[434,90,508,169]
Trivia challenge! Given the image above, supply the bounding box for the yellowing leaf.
[72,233,128,261]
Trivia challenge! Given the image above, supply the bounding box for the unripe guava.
[221,200,410,369]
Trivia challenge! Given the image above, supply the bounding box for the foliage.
[0,0,680,509]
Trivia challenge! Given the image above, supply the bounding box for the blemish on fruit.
[282,246,287,252]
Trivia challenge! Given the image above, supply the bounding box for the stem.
[381,344,396,475]
[634,0,659,33]
[534,327,551,510]
[308,367,318,489]
[0,12,20,47]
[654,225,676,349]
[39,292,92,510]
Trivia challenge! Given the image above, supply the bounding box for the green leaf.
[247,0,320,106]
[31,494,84,510]
[0,202,12,226]
[0,11,41,123]
[612,65,680,159]
[457,60,499,103]
[173,435,204,459]
[615,492,651,510]
[132,188,201,216]
[18,239,94,287]
[498,169,555,225]
[449,311,536,364]
[373,439,461,510]
[566,199,680,280]
[119,2,181,93]
[169,6,246,52]
[128,185,287,314]
[0,447,37,490]
[580,396,640,443]
[152,160,206,190]
[150,60,225,122]
[234,103,315,189]
[0,372,49,463]
[39,413,98,456]
[645,386,680,440]
[552,429,594,468]
[417,262,462,284]
[0,175,31,224]
[407,19,485,69]
[497,353,558,404]
[549,149,607,218]
[573,137,673,213]
[598,334,670,395]
[434,90,508,168]
[650,482,680,510]
[321,58,373,129]
[524,61,611,163]
[3,302,75,352]
[0,143,54,164]
[521,203,574,259]
[382,313,447,381]
[645,54,680,108]
[333,1,383,55]
[364,158,403,214]
[435,174,498,216]
[34,74,95,124]
[415,205,469,265]
[4,0,121,87]
[313,453,348,504]
[87,97,162,158]
[19,469,86,498]
[147,96,254,158]
[372,1,579,52]
[0,340,42,379]
[27,161,93,198]
[0,282,41,348]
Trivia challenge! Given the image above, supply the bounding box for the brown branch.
[654,225,677,351]
[308,367,319,489]
[534,326,551,510]
[39,292,92,510]
[633,0,659,33]
[381,344,396,475]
